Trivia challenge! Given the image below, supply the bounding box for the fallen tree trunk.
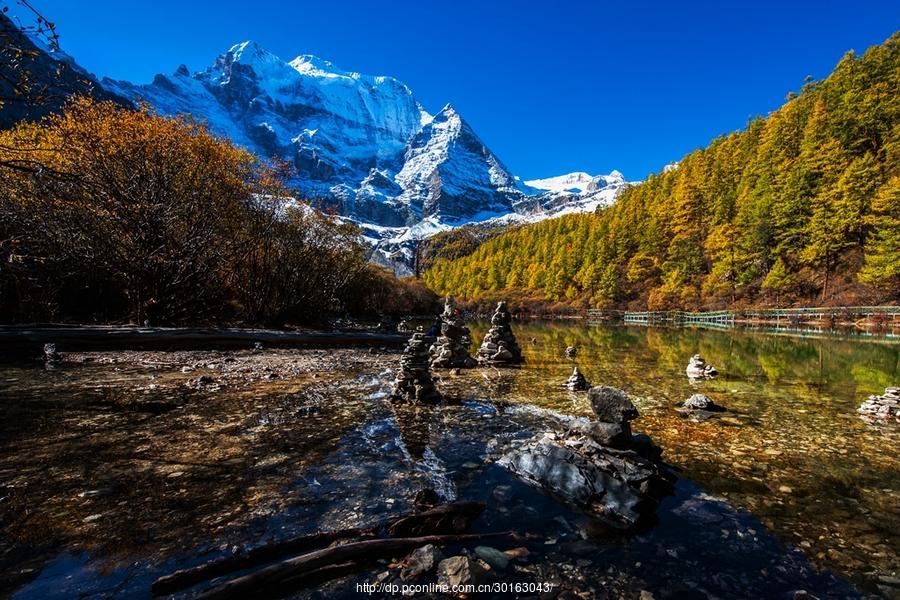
[152,501,487,596]
[198,531,516,600]
[151,528,375,596]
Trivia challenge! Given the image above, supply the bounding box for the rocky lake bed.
[1,323,898,599]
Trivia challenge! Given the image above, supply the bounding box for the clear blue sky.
[22,0,900,181]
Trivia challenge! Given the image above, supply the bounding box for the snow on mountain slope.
[525,171,595,194]
[102,41,530,228]
[394,104,523,221]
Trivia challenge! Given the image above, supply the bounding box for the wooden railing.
[586,306,900,326]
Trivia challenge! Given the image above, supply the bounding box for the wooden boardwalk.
[587,306,900,328]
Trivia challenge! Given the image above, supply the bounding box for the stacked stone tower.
[476,301,523,365]
[430,297,477,369]
[390,333,442,403]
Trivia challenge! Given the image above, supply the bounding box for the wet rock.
[476,301,524,366]
[681,394,723,411]
[475,546,509,570]
[563,367,591,391]
[389,333,442,404]
[589,386,638,424]
[677,394,727,420]
[400,544,444,580]
[686,354,717,379]
[858,387,900,421]
[430,297,477,369]
[498,386,675,528]
[503,547,530,561]
[567,420,632,449]
[437,555,488,588]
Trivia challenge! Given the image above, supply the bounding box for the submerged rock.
[498,386,675,528]
[476,301,523,365]
[563,366,591,391]
[679,393,726,412]
[686,354,718,379]
[858,387,900,422]
[474,545,509,570]
[430,297,477,369]
[390,333,442,404]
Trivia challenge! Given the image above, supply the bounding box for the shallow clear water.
[452,322,900,592]
[0,326,897,599]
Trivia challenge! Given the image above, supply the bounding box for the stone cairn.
[43,343,61,368]
[390,333,442,404]
[429,297,477,369]
[476,301,523,365]
[686,354,718,379]
[858,387,900,422]
[498,386,676,528]
[563,366,590,391]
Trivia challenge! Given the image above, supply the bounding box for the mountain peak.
[438,103,459,117]
[289,54,346,77]
[228,40,278,62]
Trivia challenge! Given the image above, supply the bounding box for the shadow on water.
[0,328,896,598]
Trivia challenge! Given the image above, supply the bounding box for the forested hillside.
[424,33,900,310]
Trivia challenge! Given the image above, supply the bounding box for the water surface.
[0,326,897,598]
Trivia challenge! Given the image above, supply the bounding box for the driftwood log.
[152,501,487,596]
[198,531,517,600]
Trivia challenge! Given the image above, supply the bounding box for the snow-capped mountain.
[358,169,635,275]
[103,41,523,227]
[516,169,630,218]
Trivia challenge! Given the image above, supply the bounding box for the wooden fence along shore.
[587,306,900,331]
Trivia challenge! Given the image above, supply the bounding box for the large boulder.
[498,386,675,528]
[589,386,638,424]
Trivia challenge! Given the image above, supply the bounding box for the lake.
[0,324,897,598]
